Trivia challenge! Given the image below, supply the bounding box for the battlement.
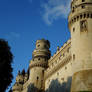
[49,39,71,62]
[71,0,92,8]
[44,39,71,79]
[29,60,47,69]
[68,0,92,29]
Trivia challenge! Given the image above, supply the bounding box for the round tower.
[29,39,51,90]
[68,0,92,91]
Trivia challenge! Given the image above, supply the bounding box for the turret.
[12,71,23,92]
[29,39,51,90]
[68,0,92,91]
[12,70,28,92]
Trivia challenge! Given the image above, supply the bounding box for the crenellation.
[48,39,71,63]
[44,54,72,80]
[69,12,92,29]
[69,0,92,30]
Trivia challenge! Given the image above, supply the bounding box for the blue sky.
[0,0,71,91]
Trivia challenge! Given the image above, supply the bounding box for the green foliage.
[0,39,13,92]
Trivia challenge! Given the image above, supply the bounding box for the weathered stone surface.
[71,69,92,92]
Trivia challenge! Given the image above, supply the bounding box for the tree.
[8,88,12,92]
[0,39,13,92]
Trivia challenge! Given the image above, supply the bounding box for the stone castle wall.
[12,0,92,92]
[44,39,72,91]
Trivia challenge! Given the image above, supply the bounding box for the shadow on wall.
[46,77,72,92]
[27,77,72,92]
[27,84,44,92]
[27,84,38,92]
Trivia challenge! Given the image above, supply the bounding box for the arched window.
[73,54,75,61]
[87,13,89,18]
[84,14,86,18]
[73,27,75,32]
[37,76,39,80]
[77,16,79,21]
[80,15,82,19]
[42,70,44,74]
[38,58,40,60]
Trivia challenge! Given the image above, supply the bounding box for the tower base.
[71,69,92,92]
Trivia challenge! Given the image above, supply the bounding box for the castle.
[12,0,92,92]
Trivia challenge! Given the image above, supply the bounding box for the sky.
[0,0,71,91]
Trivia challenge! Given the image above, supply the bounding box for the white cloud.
[5,32,20,40]
[41,0,71,25]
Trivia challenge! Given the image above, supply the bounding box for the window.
[72,19,73,23]
[80,15,82,19]
[77,16,79,21]
[37,76,39,80]
[38,58,40,60]
[42,70,44,74]
[87,14,89,18]
[74,18,76,22]
[84,14,86,18]
[73,54,75,61]
[80,20,88,32]
[72,7,75,13]
[73,27,75,32]
[82,0,85,2]
[37,44,40,47]
[82,5,85,9]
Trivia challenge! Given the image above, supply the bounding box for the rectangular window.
[82,5,85,9]
[82,0,85,2]
[80,20,88,33]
